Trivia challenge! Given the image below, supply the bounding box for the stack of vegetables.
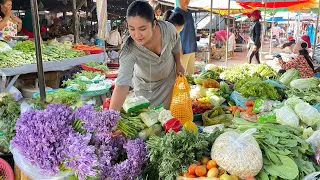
[0,40,86,68]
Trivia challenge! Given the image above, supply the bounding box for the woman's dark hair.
[0,0,11,18]
[163,10,184,26]
[122,0,156,53]
[112,25,118,31]
[299,42,315,70]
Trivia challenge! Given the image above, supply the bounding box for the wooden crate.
[14,164,32,180]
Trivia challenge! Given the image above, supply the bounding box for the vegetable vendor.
[109,0,184,111]
[276,41,315,78]
[246,10,262,64]
[0,0,22,38]
[293,35,311,54]
[212,30,236,56]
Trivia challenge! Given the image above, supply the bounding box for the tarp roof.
[237,0,310,8]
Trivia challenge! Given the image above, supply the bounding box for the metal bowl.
[11,36,29,41]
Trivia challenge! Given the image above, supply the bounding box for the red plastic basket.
[107,63,120,68]
[106,69,118,78]
[88,49,103,54]
[81,63,104,73]
[0,158,14,180]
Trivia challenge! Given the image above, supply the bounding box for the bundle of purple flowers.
[11,104,148,180]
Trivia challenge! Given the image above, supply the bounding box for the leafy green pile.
[62,79,88,92]
[194,70,220,85]
[234,76,279,100]
[220,64,278,83]
[0,44,85,68]
[234,119,320,180]
[34,89,81,108]
[145,129,222,180]
[73,71,103,79]
[86,60,108,72]
[185,74,195,85]
[0,93,20,153]
[285,87,320,106]
[13,40,35,53]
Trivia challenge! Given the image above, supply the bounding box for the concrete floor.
[210,40,283,68]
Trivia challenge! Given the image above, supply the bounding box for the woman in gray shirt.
[109,0,184,110]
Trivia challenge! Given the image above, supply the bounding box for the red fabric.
[238,0,309,8]
[21,26,46,39]
[301,35,311,48]
[215,30,233,42]
[247,10,262,20]
[288,36,294,41]
[279,55,314,78]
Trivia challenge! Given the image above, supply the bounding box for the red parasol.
[236,0,310,8]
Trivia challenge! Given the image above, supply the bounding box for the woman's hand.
[176,62,185,76]
[11,15,22,25]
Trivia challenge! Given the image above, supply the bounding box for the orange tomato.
[201,157,210,165]
[245,177,256,180]
[195,165,207,177]
[188,164,197,175]
[183,172,190,177]
[187,174,196,178]
[207,168,219,178]
[206,160,217,170]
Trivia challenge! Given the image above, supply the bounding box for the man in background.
[174,0,197,76]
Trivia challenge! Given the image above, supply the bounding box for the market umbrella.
[96,0,109,62]
[237,0,310,8]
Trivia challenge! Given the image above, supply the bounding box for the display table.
[0,53,104,92]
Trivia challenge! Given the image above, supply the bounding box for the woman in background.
[247,10,262,64]
[0,0,22,37]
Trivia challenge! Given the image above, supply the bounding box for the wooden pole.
[208,0,213,63]
[73,0,79,44]
[225,0,230,67]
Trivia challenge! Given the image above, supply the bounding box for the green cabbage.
[279,68,300,86]
[294,102,320,126]
[290,78,320,90]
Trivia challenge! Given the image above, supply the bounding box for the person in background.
[247,10,262,64]
[211,29,236,56]
[107,25,122,47]
[109,0,184,111]
[281,36,296,49]
[48,17,61,38]
[163,10,185,33]
[174,0,197,76]
[293,35,311,54]
[276,41,315,78]
[149,0,161,18]
[272,22,281,46]
[0,0,22,38]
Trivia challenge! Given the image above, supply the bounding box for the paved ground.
[210,40,283,68]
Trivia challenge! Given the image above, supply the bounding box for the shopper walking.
[247,10,262,64]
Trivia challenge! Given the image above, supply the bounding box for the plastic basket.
[170,74,193,125]
[32,89,58,99]
[81,84,112,97]
[106,69,118,78]
[107,63,120,68]
[88,49,103,54]
[81,63,104,73]
[0,158,14,180]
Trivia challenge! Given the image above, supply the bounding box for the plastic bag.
[123,96,150,113]
[202,124,225,134]
[302,172,320,180]
[20,101,33,114]
[315,148,320,165]
[10,145,73,180]
[209,95,226,107]
[9,86,23,101]
[230,91,255,108]
[257,112,276,123]
[306,130,320,151]
[170,75,193,125]
[211,128,263,179]
[284,97,304,109]
[253,99,281,113]
[294,102,320,126]
[275,106,299,127]
[263,79,285,89]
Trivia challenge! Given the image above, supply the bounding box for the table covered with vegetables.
[1,62,320,180]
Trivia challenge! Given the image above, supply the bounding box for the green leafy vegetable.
[144,129,222,180]
[234,119,318,180]
[234,76,279,100]
[86,60,109,72]
[0,93,20,153]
